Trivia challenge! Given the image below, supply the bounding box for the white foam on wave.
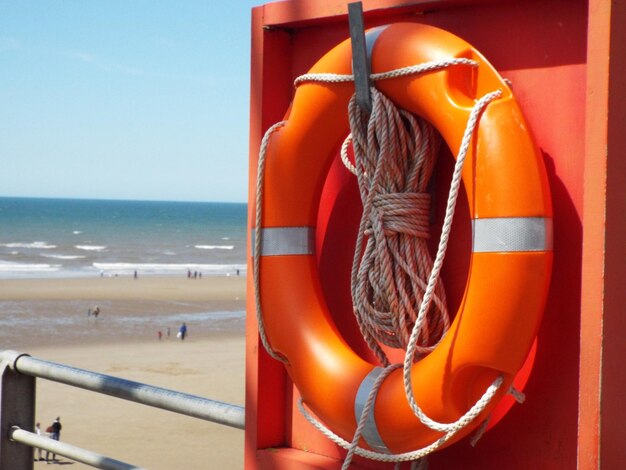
[1,241,56,249]
[72,231,82,235]
[41,254,87,260]
[0,261,61,273]
[195,245,234,250]
[75,245,106,251]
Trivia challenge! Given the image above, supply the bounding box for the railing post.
[0,352,35,470]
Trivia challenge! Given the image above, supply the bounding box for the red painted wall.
[246,1,625,468]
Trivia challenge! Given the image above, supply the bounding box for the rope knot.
[371,192,431,238]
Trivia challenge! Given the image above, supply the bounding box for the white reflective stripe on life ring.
[354,367,390,454]
[252,227,315,257]
[472,217,553,253]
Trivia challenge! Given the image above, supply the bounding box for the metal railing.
[0,349,245,470]
[10,427,140,470]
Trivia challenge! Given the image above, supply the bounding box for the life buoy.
[254,23,552,454]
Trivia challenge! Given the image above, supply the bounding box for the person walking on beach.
[45,417,62,463]
[178,322,187,341]
[35,422,43,461]
[92,305,100,318]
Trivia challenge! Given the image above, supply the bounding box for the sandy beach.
[0,275,245,303]
[1,275,246,469]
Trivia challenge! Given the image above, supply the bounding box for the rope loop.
[401,89,503,433]
[294,57,479,87]
[253,120,289,364]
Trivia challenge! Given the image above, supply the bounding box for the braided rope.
[400,90,503,433]
[509,386,526,404]
[297,377,502,463]
[254,57,509,466]
[469,386,526,447]
[254,120,288,363]
[342,364,401,469]
[469,416,491,447]
[294,58,478,87]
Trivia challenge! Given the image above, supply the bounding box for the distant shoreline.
[0,274,246,301]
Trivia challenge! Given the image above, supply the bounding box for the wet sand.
[0,276,246,349]
[1,276,246,469]
[0,275,245,302]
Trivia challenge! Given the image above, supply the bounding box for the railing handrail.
[0,349,245,469]
[10,427,144,470]
[0,349,245,429]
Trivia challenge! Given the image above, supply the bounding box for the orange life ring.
[255,22,552,454]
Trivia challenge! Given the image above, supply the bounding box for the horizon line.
[0,195,248,205]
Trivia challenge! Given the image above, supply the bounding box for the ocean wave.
[41,254,87,260]
[75,245,106,251]
[72,231,82,235]
[1,241,56,249]
[195,245,234,250]
[0,261,61,273]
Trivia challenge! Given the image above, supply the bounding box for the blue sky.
[1,1,264,203]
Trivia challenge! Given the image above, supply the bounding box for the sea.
[0,197,248,348]
[0,197,247,279]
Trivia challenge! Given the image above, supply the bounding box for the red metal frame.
[246,1,626,468]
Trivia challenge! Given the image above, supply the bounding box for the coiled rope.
[254,58,512,468]
[346,87,449,366]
